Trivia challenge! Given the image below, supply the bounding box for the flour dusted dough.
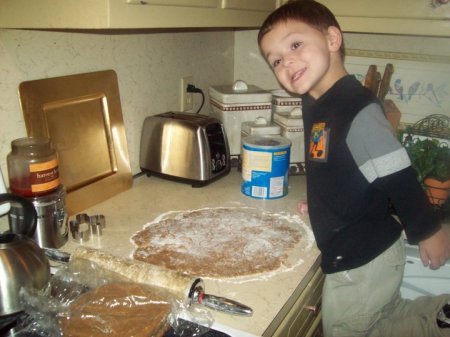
[131,207,303,278]
[60,282,172,337]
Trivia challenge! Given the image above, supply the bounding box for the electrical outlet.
[180,76,194,111]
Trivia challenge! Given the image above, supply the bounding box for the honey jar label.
[29,159,60,193]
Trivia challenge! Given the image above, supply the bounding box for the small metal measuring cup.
[69,213,91,244]
[89,214,106,237]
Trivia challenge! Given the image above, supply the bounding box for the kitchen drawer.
[271,266,325,337]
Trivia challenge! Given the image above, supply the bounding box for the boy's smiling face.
[260,20,343,99]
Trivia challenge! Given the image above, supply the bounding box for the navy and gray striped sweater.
[302,75,440,274]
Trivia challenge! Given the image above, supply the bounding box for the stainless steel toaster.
[139,112,230,186]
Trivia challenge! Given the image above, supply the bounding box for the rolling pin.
[71,247,253,316]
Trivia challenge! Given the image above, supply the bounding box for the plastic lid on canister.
[241,117,281,136]
[243,135,291,150]
[273,107,303,127]
[209,80,272,104]
[271,89,302,105]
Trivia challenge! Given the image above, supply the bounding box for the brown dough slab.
[60,282,172,337]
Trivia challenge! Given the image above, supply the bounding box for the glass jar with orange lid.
[7,137,61,197]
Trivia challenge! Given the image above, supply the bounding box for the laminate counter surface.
[10,171,321,336]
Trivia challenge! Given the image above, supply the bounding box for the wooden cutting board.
[19,70,132,215]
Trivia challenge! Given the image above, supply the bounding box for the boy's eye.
[291,41,302,50]
[272,59,281,68]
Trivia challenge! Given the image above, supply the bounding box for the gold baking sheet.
[19,70,132,215]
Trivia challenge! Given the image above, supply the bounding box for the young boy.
[258,1,450,336]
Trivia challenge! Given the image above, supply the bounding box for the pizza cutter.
[188,279,253,316]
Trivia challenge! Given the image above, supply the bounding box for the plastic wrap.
[13,258,213,337]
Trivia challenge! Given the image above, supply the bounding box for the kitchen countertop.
[1,169,448,336]
[58,170,321,337]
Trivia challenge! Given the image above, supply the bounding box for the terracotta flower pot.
[424,177,450,205]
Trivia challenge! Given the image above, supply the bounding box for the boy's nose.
[282,57,294,67]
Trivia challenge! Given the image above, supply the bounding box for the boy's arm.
[379,167,440,242]
[347,103,448,267]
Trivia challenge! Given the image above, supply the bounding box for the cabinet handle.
[304,303,321,316]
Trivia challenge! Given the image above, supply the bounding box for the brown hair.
[258,0,345,58]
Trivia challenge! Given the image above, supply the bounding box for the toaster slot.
[206,123,228,174]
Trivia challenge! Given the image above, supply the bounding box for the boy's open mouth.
[291,68,306,83]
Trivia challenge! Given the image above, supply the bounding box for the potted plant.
[401,132,450,205]
[423,144,450,205]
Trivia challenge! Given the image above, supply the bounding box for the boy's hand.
[297,201,308,215]
[418,228,450,269]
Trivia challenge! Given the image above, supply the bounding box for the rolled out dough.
[131,207,304,278]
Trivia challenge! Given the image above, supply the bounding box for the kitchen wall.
[1,28,449,183]
[234,30,450,124]
[0,28,234,179]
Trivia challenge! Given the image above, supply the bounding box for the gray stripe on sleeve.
[347,103,411,183]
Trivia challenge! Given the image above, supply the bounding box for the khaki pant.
[322,238,450,337]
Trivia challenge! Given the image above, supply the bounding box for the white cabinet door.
[0,0,276,29]
[320,0,448,19]
[0,0,110,29]
[277,0,450,36]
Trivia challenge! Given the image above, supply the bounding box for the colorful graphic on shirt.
[309,122,329,162]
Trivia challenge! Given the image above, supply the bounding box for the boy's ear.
[326,26,343,53]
